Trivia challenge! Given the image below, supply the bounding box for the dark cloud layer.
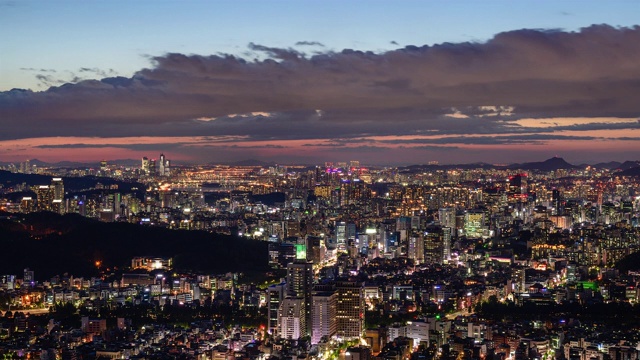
[2,25,640,147]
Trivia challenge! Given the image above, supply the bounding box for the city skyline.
[2,1,640,165]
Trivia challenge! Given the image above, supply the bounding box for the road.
[1,307,51,316]
[446,308,474,320]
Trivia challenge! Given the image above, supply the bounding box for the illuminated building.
[141,157,150,174]
[267,283,285,335]
[424,225,451,264]
[51,177,65,214]
[464,210,486,238]
[35,185,54,212]
[159,153,166,176]
[286,260,313,336]
[20,197,34,213]
[507,174,528,201]
[311,288,337,344]
[278,297,305,339]
[438,207,456,229]
[52,178,64,201]
[336,280,364,339]
[131,257,173,271]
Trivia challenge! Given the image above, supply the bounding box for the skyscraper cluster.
[142,153,170,176]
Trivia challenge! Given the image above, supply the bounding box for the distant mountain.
[588,161,622,169]
[0,170,145,195]
[507,157,579,171]
[617,166,640,176]
[220,159,278,167]
[617,161,640,171]
[399,162,495,173]
[0,158,142,168]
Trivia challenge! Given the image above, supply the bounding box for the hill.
[0,212,269,279]
[0,170,145,196]
[617,166,640,177]
[507,157,579,171]
[616,251,640,273]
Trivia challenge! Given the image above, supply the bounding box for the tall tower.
[286,261,314,337]
[278,297,305,340]
[35,185,54,212]
[159,154,166,176]
[335,280,364,339]
[141,157,150,174]
[51,178,64,201]
[51,177,65,214]
[267,283,286,336]
[311,285,337,344]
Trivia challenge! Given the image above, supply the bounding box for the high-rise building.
[438,207,456,229]
[335,280,365,339]
[51,178,65,214]
[286,261,314,337]
[508,174,528,201]
[311,287,337,344]
[23,268,34,285]
[141,157,150,174]
[423,225,452,264]
[159,153,166,176]
[267,283,286,336]
[35,185,54,212]
[52,178,64,201]
[278,297,305,340]
[20,197,34,213]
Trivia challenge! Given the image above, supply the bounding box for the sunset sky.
[1,0,640,165]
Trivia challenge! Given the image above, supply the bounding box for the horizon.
[2,155,637,169]
[1,1,640,165]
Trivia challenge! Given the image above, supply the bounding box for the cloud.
[2,25,640,163]
[295,41,325,47]
[78,67,116,78]
[21,68,57,73]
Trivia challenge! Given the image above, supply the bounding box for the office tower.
[23,268,34,285]
[35,185,54,212]
[100,160,107,171]
[149,159,157,175]
[51,178,65,214]
[311,286,337,344]
[508,174,528,200]
[286,261,314,337]
[336,222,347,250]
[464,210,486,238]
[306,236,323,264]
[336,280,365,339]
[278,297,305,340]
[423,225,451,264]
[552,189,563,215]
[408,233,424,264]
[267,283,286,336]
[20,197,34,213]
[159,153,165,176]
[442,226,451,263]
[141,157,150,174]
[439,207,456,229]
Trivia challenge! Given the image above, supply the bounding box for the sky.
[1,0,640,166]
